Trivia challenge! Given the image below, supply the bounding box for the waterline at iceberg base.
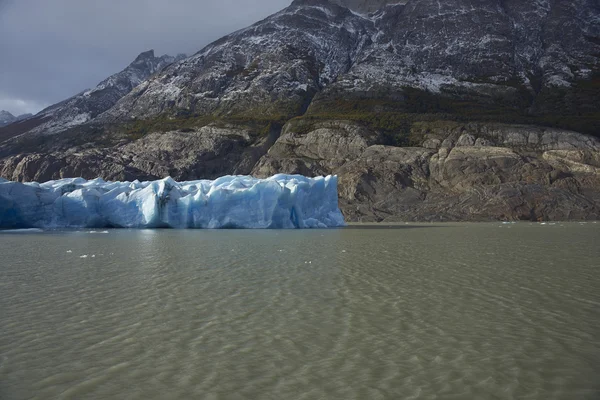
[0,175,345,229]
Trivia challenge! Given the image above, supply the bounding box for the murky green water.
[1,223,599,400]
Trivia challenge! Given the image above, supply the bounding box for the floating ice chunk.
[80,255,88,258]
[0,175,345,229]
[67,250,73,253]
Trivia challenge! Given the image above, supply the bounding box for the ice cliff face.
[0,175,345,229]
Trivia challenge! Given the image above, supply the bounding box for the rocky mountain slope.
[1,0,599,221]
[96,0,600,129]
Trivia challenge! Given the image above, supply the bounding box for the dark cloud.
[0,0,291,115]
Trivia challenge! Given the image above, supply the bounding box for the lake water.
[1,223,599,400]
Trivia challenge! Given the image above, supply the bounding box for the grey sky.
[0,0,291,116]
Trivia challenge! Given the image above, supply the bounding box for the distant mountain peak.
[16,113,33,121]
[0,110,17,128]
[132,49,156,63]
[0,50,183,137]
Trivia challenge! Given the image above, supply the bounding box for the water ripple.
[0,224,599,399]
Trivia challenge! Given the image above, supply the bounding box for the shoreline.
[1,221,599,233]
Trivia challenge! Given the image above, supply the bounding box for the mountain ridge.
[0,50,185,142]
[93,0,599,136]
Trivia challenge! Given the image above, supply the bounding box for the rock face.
[1,119,599,221]
[0,122,279,183]
[0,0,599,221]
[253,120,600,221]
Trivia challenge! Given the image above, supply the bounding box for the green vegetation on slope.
[298,76,600,144]
[4,74,597,156]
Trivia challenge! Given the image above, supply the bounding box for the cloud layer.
[0,0,291,115]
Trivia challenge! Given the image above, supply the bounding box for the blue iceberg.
[0,175,346,229]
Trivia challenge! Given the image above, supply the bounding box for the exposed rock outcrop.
[2,119,598,221]
[253,120,600,221]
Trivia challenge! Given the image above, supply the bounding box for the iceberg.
[0,175,345,229]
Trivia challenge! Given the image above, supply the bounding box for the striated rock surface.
[0,122,279,183]
[340,124,600,221]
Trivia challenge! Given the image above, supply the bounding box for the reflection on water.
[1,223,599,400]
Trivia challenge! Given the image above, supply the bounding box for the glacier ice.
[0,175,345,229]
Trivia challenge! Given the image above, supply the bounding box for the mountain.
[0,111,16,128]
[0,111,32,128]
[1,0,599,221]
[99,0,373,122]
[91,0,600,139]
[15,113,32,121]
[0,50,185,141]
